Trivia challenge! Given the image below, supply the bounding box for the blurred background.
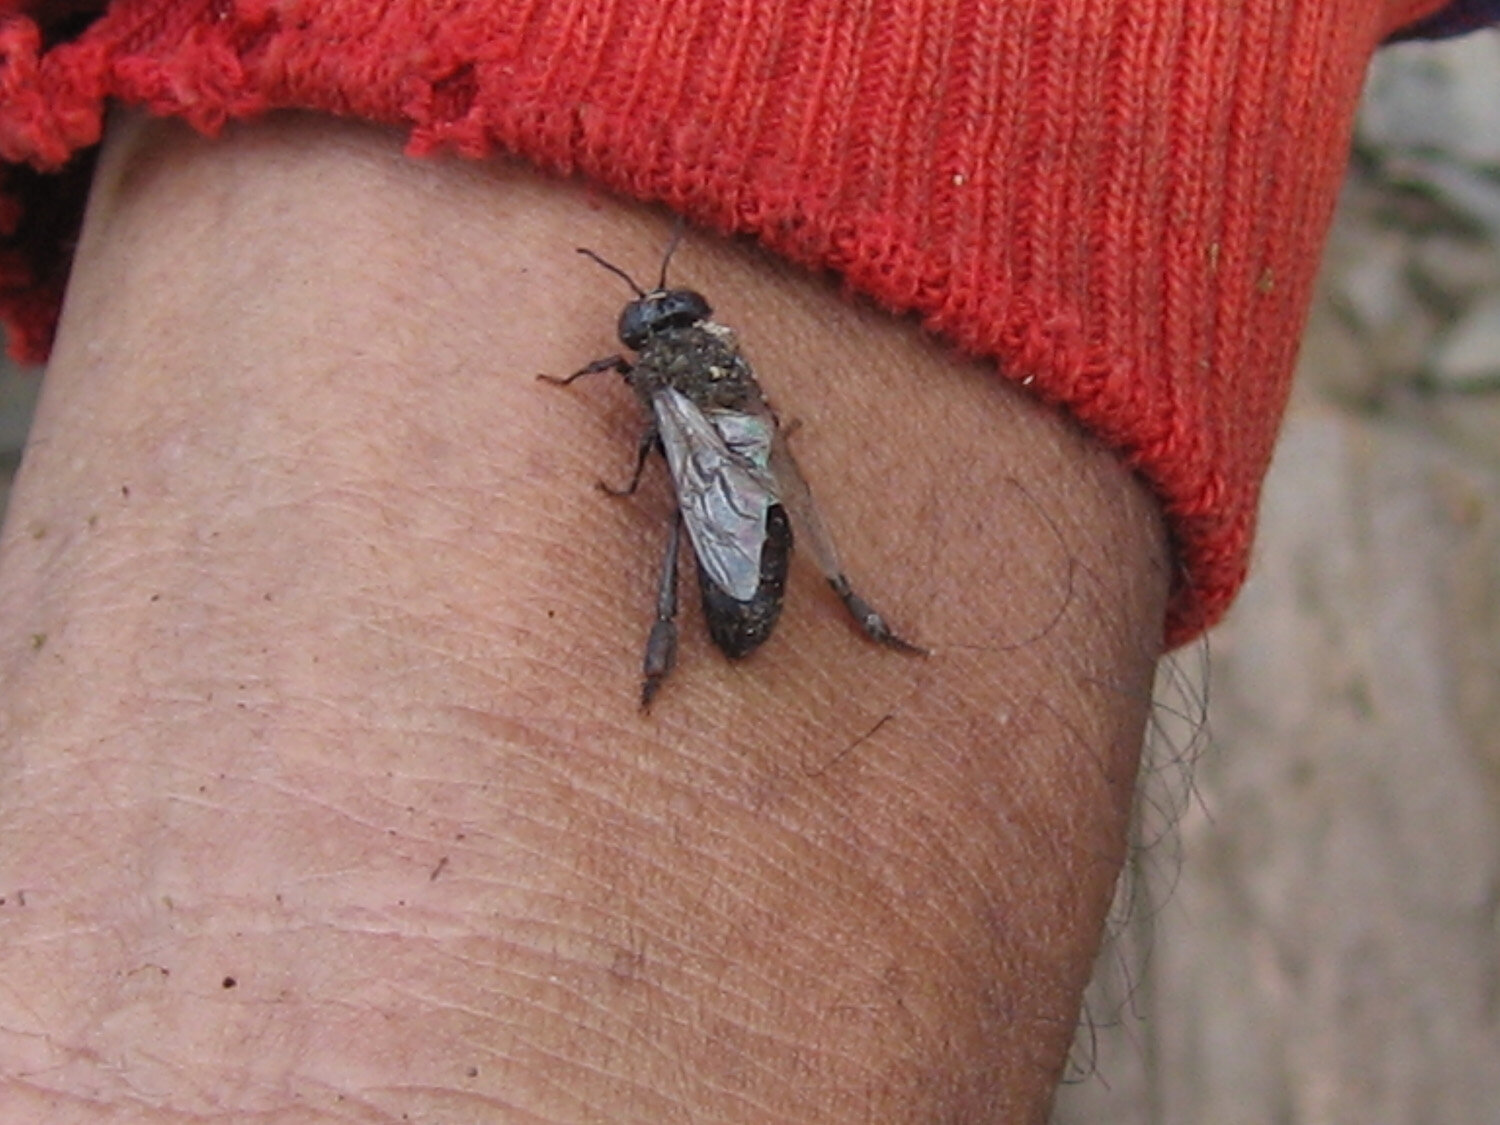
[1054,29,1500,1125]
[1,28,1495,1125]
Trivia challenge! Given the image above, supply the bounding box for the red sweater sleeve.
[0,0,1461,643]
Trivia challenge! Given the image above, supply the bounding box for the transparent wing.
[653,388,780,602]
[767,426,843,583]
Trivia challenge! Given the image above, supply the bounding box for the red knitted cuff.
[0,0,1456,643]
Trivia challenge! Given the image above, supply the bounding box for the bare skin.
[0,112,1167,1123]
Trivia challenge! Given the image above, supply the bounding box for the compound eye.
[617,302,653,349]
[659,290,712,327]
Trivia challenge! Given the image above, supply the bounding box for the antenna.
[578,217,690,295]
[657,216,687,290]
[576,248,646,297]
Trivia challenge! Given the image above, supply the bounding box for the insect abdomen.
[697,504,792,658]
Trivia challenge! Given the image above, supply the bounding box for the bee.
[540,233,923,708]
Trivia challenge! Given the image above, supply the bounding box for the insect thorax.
[630,321,760,411]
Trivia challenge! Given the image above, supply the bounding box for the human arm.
[0,109,1165,1123]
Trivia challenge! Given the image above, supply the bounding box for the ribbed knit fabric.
[0,0,1470,642]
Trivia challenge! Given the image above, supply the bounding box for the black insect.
[540,233,923,708]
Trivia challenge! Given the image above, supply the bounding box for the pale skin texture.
[0,112,1168,1122]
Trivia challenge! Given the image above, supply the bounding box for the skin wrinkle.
[386,980,680,1098]
[466,999,716,1124]
[446,950,868,1119]
[498,840,960,1092]
[105,696,1008,1068]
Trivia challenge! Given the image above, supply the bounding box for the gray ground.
[2,31,1496,1123]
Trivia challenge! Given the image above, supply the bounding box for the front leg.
[537,353,631,385]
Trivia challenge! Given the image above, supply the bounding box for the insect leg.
[537,354,631,386]
[769,432,926,655]
[598,423,659,498]
[828,574,926,655]
[641,509,683,710]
